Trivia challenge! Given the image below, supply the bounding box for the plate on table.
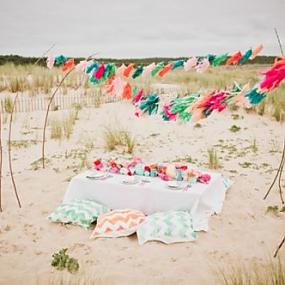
[86,172,109,180]
[166,181,183,190]
[122,176,140,185]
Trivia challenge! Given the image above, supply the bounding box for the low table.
[63,170,228,230]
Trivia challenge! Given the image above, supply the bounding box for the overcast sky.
[0,0,284,58]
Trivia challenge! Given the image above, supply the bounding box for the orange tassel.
[122,83,132,100]
[62,58,75,72]
[123,64,135,77]
[158,64,172,77]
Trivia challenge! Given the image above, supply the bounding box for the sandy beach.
[0,99,284,284]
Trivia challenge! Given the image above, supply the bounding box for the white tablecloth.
[63,170,228,231]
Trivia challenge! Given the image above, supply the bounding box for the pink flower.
[127,158,142,168]
[159,173,169,181]
[93,159,103,170]
[198,174,211,184]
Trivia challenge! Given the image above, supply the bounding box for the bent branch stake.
[42,67,75,168]
[34,43,56,65]
[263,139,285,203]
[274,235,285,258]
[0,111,2,212]
[8,94,22,208]
[42,53,98,168]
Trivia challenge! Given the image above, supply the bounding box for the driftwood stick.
[0,110,2,212]
[264,140,285,200]
[41,51,98,168]
[274,234,285,258]
[42,67,75,168]
[274,28,284,56]
[8,94,21,208]
[278,149,285,204]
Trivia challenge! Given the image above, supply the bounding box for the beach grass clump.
[50,118,63,140]
[103,126,136,154]
[50,110,78,140]
[219,257,285,285]
[4,96,14,113]
[229,125,241,133]
[208,148,220,169]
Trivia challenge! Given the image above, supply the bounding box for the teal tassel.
[103,63,116,80]
[178,111,192,122]
[170,94,199,114]
[151,62,164,77]
[140,95,160,115]
[169,94,199,122]
[86,62,98,74]
[208,54,216,64]
[245,87,266,105]
[54,55,67,66]
[238,49,252,65]
[171,60,185,70]
[132,65,144,79]
[212,54,228,66]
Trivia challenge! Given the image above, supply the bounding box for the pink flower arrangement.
[93,159,103,170]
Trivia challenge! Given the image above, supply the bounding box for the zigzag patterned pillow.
[48,199,109,229]
[136,210,197,245]
[90,209,146,238]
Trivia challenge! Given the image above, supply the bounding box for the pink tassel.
[47,56,55,69]
[162,104,177,120]
[184,57,197,71]
[260,67,285,91]
[116,64,126,76]
[195,58,210,73]
[142,63,156,77]
[132,89,144,105]
[94,64,105,80]
[76,60,90,72]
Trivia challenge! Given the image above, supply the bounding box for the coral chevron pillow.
[136,210,197,245]
[90,209,145,238]
[48,199,108,229]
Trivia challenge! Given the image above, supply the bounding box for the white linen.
[63,170,228,231]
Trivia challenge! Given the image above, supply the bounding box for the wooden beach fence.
[0,87,177,113]
[0,92,119,113]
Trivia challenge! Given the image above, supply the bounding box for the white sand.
[0,99,284,284]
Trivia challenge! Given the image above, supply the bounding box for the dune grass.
[50,109,79,140]
[208,148,220,169]
[103,126,136,154]
[219,257,285,285]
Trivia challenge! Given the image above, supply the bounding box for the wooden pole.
[8,94,21,208]
[274,235,285,258]
[34,43,56,65]
[274,28,284,56]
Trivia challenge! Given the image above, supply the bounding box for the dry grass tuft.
[219,257,285,285]
[103,126,136,154]
[208,148,220,169]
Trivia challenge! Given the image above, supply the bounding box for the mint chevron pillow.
[48,199,109,229]
[136,211,197,245]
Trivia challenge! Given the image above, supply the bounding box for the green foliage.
[194,123,202,128]
[266,205,285,215]
[51,248,79,274]
[229,125,241,133]
[266,205,279,215]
